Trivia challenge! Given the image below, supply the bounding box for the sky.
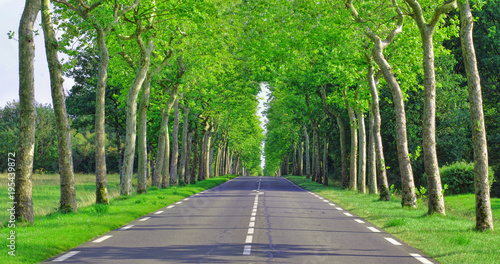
[0,0,74,107]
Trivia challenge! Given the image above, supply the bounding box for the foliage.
[440,161,495,194]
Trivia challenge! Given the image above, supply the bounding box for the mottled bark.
[347,105,358,191]
[137,76,151,194]
[323,138,329,186]
[94,26,110,203]
[313,126,321,183]
[357,107,366,193]
[367,110,378,194]
[348,0,416,206]
[179,104,190,182]
[191,122,199,183]
[14,0,40,223]
[170,97,180,185]
[161,121,171,188]
[404,0,455,215]
[185,132,193,183]
[366,53,389,200]
[303,126,311,179]
[153,93,176,188]
[299,142,304,176]
[458,0,494,231]
[41,0,77,211]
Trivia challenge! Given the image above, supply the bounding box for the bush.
[440,161,494,195]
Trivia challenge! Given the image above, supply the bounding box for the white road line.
[410,253,433,264]
[250,217,256,221]
[354,219,365,224]
[367,227,381,232]
[329,203,336,206]
[335,207,343,211]
[139,217,151,221]
[251,212,256,216]
[322,200,329,202]
[167,205,175,209]
[184,198,190,201]
[243,245,252,255]
[175,201,182,205]
[53,251,80,262]
[245,235,253,243]
[384,237,402,245]
[249,222,255,227]
[248,228,255,234]
[120,225,134,230]
[154,211,164,215]
[344,212,353,217]
[252,208,257,213]
[93,235,112,243]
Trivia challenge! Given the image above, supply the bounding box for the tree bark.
[185,132,193,183]
[404,0,455,215]
[153,93,177,187]
[299,141,304,176]
[179,104,190,183]
[458,0,494,231]
[367,109,378,194]
[161,120,171,188]
[323,138,329,186]
[15,0,40,223]
[170,97,180,185]
[348,0,415,206]
[303,126,311,179]
[313,125,321,183]
[137,76,151,194]
[94,26,110,203]
[366,53,390,200]
[191,121,199,183]
[357,107,366,193]
[347,104,358,191]
[41,0,77,212]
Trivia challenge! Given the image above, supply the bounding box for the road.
[46,176,436,263]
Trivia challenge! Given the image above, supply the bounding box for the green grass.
[0,174,235,264]
[286,176,500,264]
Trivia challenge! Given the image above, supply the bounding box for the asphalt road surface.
[46,176,436,264]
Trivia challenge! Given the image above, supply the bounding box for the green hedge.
[440,161,495,195]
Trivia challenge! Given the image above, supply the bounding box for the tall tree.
[458,0,494,231]
[41,0,77,212]
[14,0,40,223]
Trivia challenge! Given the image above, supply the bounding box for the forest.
[2,0,499,234]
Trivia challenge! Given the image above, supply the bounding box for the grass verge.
[286,176,500,264]
[0,175,236,264]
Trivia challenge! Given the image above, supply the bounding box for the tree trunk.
[94,26,110,203]
[41,0,77,212]
[121,37,153,195]
[153,93,176,187]
[357,107,366,193]
[303,126,311,179]
[459,0,494,231]
[161,121,171,188]
[137,76,151,194]
[372,40,416,207]
[179,104,190,183]
[191,121,199,183]
[313,126,321,183]
[185,132,193,183]
[367,110,378,194]
[323,138,329,186]
[299,141,304,176]
[170,97,180,185]
[347,105,358,191]
[14,0,40,223]
[366,53,390,201]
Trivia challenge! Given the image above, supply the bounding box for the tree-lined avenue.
[46,177,435,264]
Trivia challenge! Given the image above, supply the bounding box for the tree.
[14,0,40,223]
[458,0,494,231]
[41,0,77,212]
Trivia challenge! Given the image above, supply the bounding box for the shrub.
[440,161,494,195]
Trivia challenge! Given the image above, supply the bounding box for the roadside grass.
[0,173,122,225]
[0,174,235,264]
[286,176,500,264]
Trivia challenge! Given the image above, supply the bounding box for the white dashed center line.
[410,253,433,264]
[93,235,112,243]
[52,251,80,262]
